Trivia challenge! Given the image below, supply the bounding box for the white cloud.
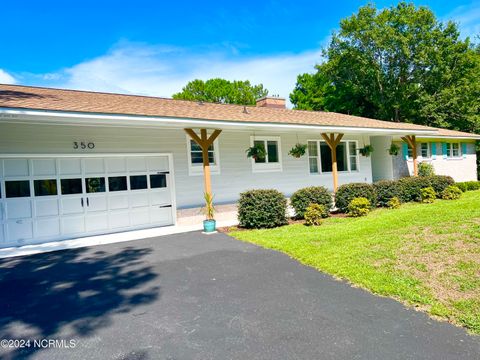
[443,2,480,39]
[38,42,322,107]
[0,69,16,84]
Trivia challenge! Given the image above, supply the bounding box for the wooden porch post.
[184,128,222,198]
[401,135,418,176]
[321,132,344,192]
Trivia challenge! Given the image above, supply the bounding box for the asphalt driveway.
[0,232,479,360]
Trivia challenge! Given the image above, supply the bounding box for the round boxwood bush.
[441,185,462,200]
[387,196,401,209]
[418,162,435,177]
[238,189,287,229]
[347,197,371,217]
[335,183,377,212]
[290,186,332,219]
[397,176,432,202]
[420,186,436,203]
[374,180,402,207]
[428,175,455,196]
[304,204,326,226]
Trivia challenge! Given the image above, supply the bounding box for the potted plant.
[288,143,307,158]
[246,143,266,161]
[202,192,216,233]
[359,144,374,157]
[388,143,400,156]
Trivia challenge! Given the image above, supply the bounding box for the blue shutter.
[462,143,467,158]
[431,142,437,160]
[442,143,448,159]
[402,143,408,160]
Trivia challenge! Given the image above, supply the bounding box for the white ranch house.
[0,84,478,249]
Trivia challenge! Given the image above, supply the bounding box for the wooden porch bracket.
[401,135,418,176]
[321,132,344,192]
[184,128,222,197]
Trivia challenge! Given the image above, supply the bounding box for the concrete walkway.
[0,232,478,359]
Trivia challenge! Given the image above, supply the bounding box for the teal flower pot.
[203,219,216,233]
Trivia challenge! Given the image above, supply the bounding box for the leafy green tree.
[173,78,268,105]
[290,2,480,133]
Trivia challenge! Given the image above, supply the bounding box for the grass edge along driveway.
[230,191,480,334]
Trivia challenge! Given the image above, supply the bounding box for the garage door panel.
[62,216,85,235]
[84,158,105,174]
[106,158,126,173]
[131,209,150,226]
[87,196,107,212]
[109,194,129,210]
[130,192,149,207]
[35,198,59,217]
[86,214,108,232]
[61,197,84,215]
[150,207,173,224]
[127,157,147,172]
[109,211,130,229]
[150,191,171,206]
[59,158,82,175]
[4,159,29,177]
[36,218,61,238]
[32,159,56,176]
[6,200,32,219]
[148,157,169,172]
[0,225,5,244]
[7,220,33,241]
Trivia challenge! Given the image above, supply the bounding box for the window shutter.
[431,142,437,160]
[462,143,467,158]
[442,143,448,159]
[402,143,408,160]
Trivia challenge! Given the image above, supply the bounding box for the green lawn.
[230,191,480,334]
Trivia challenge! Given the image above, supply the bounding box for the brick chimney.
[256,96,286,109]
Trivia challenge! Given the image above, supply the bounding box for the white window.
[307,140,359,174]
[250,136,282,172]
[446,142,461,158]
[186,136,220,176]
[420,143,430,159]
[407,146,413,159]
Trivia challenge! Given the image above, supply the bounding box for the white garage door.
[0,155,175,248]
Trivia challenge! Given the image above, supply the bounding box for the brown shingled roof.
[0,84,478,138]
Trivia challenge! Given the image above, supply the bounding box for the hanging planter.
[388,143,400,156]
[288,143,307,158]
[246,144,266,161]
[359,144,374,157]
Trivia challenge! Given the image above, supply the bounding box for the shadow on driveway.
[0,246,160,359]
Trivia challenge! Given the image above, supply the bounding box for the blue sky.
[1,0,479,104]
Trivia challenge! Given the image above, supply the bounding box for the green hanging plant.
[288,143,307,158]
[388,143,400,156]
[246,143,266,161]
[359,144,374,157]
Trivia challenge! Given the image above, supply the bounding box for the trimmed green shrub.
[418,162,435,177]
[428,175,455,195]
[304,204,326,226]
[455,181,480,192]
[374,180,402,207]
[387,196,401,209]
[335,183,376,212]
[290,186,332,219]
[420,187,436,203]
[441,185,462,200]
[347,197,371,217]
[238,189,287,229]
[397,177,431,202]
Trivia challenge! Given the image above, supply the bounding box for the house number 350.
[73,141,95,150]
